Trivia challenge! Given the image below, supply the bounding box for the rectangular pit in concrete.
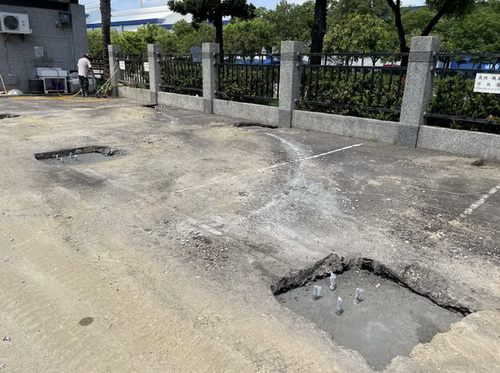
[34,146,119,166]
[274,259,465,371]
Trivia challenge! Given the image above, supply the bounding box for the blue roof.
[87,18,166,28]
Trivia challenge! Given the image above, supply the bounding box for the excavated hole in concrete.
[143,104,167,110]
[35,146,120,166]
[234,122,278,129]
[0,114,20,119]
[273,256,467,371]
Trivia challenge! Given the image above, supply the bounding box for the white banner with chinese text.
[474,73,500,94]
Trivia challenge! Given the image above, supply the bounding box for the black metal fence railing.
[216,54,281,105]
[297,53,408,121]
[426,53,500,134]
[117,52,149,88]
[159,53,202,96]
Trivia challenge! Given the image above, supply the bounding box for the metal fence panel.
[117,53,150,88]
[216,54,281,105]
[426,53,500,134]
[297,53,408,122]
[159,53,202,96]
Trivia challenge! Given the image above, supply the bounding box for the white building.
[85,3,192,32]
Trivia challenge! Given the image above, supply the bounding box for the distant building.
[85,4,192,33]
[0,0,88,93]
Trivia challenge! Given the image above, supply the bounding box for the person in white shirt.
[77,54,94,97]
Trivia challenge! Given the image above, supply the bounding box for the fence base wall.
[418,126,500,160]
[293,110,402,144]
[212,99,279,125]
[158,92,204,112]
[114,85,500,161]
[117,86,151,103]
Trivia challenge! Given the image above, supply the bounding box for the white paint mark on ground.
[258,143,363,171]
[175,140,363,193]
[458,184,500,219]
[265,133,307,159]
[182,218,224,236]
[179,114,206,119]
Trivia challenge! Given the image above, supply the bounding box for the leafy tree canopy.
[438,1,500,53]
[167,0,255,24]
[89,0,500,57]
[262,0,315,49]
[324,13,397,54]
[87,29,120,57]
[330,0,392,23]
[386,0,476,58]
[167,0,255,58]
[169,20,215,53]
[224,18,274,54]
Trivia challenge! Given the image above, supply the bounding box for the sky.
[79,0,425,12]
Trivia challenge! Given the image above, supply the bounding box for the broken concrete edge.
[0,113,21,119]
[270,254,474,315]
[34,146,122,160]
[386,310,500,372]
[270,254,345,295]
[234,122,278,129]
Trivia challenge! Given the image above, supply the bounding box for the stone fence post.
[108,44,121,97]
[202,43,220,114]
[278,41,304,128]
[398,36,441,147]
[148,44,163,105]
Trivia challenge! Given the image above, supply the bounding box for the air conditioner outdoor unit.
[0,12,32,34]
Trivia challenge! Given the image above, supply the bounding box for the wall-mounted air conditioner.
[0,12,32,34]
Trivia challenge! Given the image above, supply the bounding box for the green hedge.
[427,74,500,134]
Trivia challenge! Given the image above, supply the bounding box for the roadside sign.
[474,73,500,93]
[190,46,202,62]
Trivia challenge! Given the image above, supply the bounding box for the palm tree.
[100,0,111,78]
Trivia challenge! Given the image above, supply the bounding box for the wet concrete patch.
[35,146,119,166]
[273,256,466,371]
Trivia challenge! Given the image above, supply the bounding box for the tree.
[169,20,215,53]
[224,18,274,54]
[262,0,315,50]
[167,0,255,60]
[438,1,500,53]
[386,0,475,61]
[87,29,120,57]
[330,0,392,23]
[88,29,104,57]
[324,14,397,63]
[114,31,150,55]
[310,0,328,65]
[398,1,500,53]
[100,0,111,77]
[135,24,172,46]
